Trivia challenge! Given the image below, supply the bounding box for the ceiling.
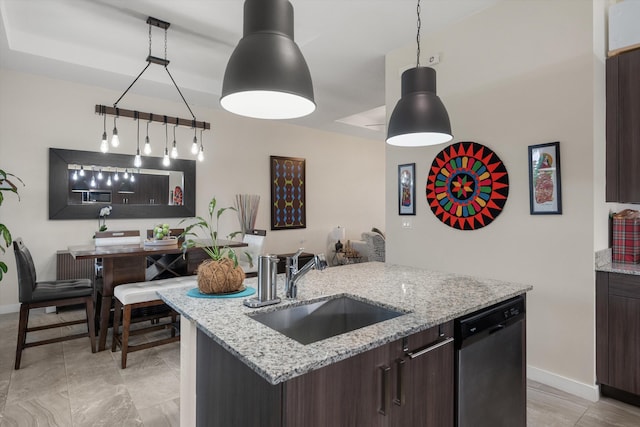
[0,0,500,141]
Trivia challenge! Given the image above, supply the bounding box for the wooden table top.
[68,239,247,259]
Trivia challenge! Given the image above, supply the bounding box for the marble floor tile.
[6,351,67,406]
[576,396,640,427]
[68,383,142,427]
[527,385,589,427]
[4,310,640,426]
[137,397,180,426]
[1,391,72,427]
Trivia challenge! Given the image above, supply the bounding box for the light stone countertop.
[595,248,640,276]
[158,262,532,385]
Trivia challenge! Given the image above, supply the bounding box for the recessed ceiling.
[0,0,501,141]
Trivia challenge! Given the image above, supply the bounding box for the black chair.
[13,238,96,369]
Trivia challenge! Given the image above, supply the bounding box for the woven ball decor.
[426,141,509,230]
[197,258,245,294]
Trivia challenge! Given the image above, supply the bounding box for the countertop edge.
[159,263,532,385]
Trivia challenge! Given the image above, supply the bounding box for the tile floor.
[1,308,640,426]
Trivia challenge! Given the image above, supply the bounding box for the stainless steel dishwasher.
[455,294,526,427]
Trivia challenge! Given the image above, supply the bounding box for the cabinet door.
[608,275,640,394]
[606,48,640,202]
[283,342,391,427]
[391,323,454,427]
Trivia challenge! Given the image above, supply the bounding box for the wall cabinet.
[606,48,640,202]
[196,322,454,427]
[596,272,640,402]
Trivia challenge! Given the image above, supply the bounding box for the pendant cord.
[416,0,421,68]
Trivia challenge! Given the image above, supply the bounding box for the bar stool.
[111,276,196,368]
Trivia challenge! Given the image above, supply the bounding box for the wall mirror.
[49,148,196,220]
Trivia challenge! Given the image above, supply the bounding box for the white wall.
[0,69,385,311]
[386,0,599,398]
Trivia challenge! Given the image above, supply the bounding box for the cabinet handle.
[406,337,454,359]
[378,365,391,416]
[393,358,405,406]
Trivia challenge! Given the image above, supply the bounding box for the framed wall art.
[398,163,416,215]
[425,141,510,230]
[528,141,562,215]
[270,156,306,230]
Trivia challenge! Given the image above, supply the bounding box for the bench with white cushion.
[111,276,196,368]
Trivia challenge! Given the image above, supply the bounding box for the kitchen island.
[159,262,532,426]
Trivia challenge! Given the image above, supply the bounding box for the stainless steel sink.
[248,296,405,345]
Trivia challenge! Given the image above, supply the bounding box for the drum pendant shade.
[386,67,453,147]
[221,0,315,120]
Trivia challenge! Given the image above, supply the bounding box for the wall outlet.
[402,219,412,229]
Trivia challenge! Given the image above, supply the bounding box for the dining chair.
[13,238,96,369]
[237,229,267,278]
[93,230,141,331]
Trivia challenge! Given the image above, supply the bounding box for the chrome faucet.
[285,249,328,299]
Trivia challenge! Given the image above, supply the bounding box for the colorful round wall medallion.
[426,141,509,230]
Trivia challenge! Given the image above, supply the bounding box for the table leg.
[98,294,112,351]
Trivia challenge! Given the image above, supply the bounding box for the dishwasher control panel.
[455,294,526,346]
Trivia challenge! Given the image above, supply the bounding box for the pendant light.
[100,106,109,153]
[144,120,152,155]
[197,129,205,162]
[386,0,452,147]
[163,120,171,167]
[220,0,315,120]
[171,123,179,158]
[190,124,198,155]
[134,114,142,168]
[111,115,120,147]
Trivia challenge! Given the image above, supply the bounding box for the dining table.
[68,239,248,351]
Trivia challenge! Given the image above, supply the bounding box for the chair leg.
[111,299,122,352]
[15,304,29,370]
[85,296,97,353]
[121,305,132,369]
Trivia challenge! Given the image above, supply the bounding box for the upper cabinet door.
[606,48,640,203]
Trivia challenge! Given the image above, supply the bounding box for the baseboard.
[527,365,600,402]
[0,304,20,315]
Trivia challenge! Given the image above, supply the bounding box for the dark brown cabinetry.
[196,322,454,427]
[606,48,640,203]
[596,272,640,402]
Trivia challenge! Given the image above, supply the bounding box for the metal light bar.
[95,105,210,130]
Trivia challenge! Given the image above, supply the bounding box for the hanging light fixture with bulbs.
[220,0,315,120]
[96,16,209,164]
[386,0,452,147]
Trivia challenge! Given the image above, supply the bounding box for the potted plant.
[0,169,25,282]
[180,197,246,294]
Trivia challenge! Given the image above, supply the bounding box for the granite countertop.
[595,248,640,276]
[159,262,532,385]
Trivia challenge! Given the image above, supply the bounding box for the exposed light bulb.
[130,174,135,183]
[107,176,112,186]
[79,166,85,177]
[113,172,119,182]
[111,127,119,147]
[163,148,170,167]
[97,170,103,180]
[72,170,78,181]
[198,145,204,162]
[134,149,142,168]
[171,140,178,158]
[100,132,109,153]
[191,135,198,155]
[123,170,129,179]
[144,136,152,155]
[90,176,96,187]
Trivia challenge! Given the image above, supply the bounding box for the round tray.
[144,237,178,247]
